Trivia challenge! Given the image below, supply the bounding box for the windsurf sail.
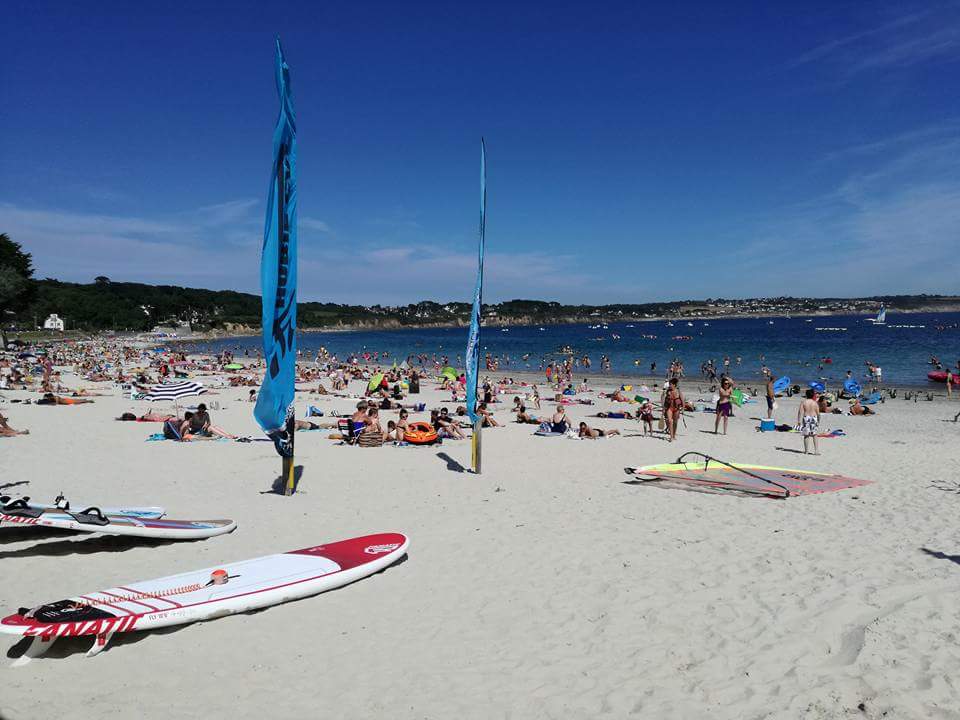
[465,139,486,426]
[254,39,298,460]
[625,452,873,498]
[876,305,886,324]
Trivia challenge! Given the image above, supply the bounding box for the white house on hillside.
[43,313,65,331]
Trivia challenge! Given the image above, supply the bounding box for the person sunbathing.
[578,422,620,439]
[35,392,94,405]
[168,412,215,441]
[117,411,178,422]
[550,405,569,433]
[351,401,370,426]
[849,400,875,416]
[294,419,336,431]
[604,389,630,402]
[818,395,842,414]
[181,403,236,439]
[596,410,635,419]
[0,413,29,437]
[71,388,108,397]
[432,410,467,439]
[358,407,389,442]
[476,402,500,428]
[515,405,540,424]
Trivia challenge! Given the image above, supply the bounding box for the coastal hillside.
[9,277,960,332]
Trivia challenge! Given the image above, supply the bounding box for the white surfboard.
[0,500,235,540]
[1,532,408,661]
[1,495,165,521]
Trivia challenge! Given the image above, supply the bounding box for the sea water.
[187,312,960,387]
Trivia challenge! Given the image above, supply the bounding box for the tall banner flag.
[255,39,298,488]
[466,140,486,473]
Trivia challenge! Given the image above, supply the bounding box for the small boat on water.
[866,305,886,325]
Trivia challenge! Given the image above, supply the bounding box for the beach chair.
[337,418,364,445]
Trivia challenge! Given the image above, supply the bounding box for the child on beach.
[638,399,655,436]
[797,389,820,455]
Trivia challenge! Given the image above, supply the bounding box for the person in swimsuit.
[515,405,540,424]
[0,413,29,437]
[550,405,569,433]
[663,378,684,442]
[797,388,821,455]
[577,422,620,439]
[765,375,775,419]
[637,400,655,436]
[714,378,734,435]
[186,403,236,439]
[36,393,94,405]
[476,402,500,428]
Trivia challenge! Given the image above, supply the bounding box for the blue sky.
[2,1,959,304]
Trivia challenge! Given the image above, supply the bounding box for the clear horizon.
[2,2,959,304]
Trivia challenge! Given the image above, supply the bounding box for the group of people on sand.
[340,399,471,446]
[115,403,236,442]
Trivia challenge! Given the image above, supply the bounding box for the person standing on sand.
[946,368,953,399]
[765,375,775,419]
[797,389,820,455]
[664,378,684,442]
[714,377,734,435]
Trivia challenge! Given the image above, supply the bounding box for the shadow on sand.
[262,465,305,495]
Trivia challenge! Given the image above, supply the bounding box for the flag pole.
[283,413,296,496]
[254,39,299,495]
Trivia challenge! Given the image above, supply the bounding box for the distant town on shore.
[10,277,960,336]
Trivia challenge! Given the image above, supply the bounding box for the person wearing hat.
[183,402,236,439]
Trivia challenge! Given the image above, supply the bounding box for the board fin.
[86,630,115,658]
[11,636,56,667]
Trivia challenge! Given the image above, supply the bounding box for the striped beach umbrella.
[145,380,206,402]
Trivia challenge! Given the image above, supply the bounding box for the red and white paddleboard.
[2,532,408,663]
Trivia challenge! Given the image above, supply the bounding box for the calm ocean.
[185,312,960,387]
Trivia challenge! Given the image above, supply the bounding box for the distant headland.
[9,276,960,336]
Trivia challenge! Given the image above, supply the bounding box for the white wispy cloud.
[300,217,333,234]
[0,200,596,303]
[790,6,960,79]
[194,198,260,227]
[734,126,960,296]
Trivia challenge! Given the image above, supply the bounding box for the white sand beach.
[2,365,960,720]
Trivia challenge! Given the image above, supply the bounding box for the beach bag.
[356,430,384,448]
[657,415,665,431]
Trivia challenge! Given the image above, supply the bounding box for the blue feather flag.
[465,139,486,424]
[254,39,298,457]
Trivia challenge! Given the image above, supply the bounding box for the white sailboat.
[866,305,886,324]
